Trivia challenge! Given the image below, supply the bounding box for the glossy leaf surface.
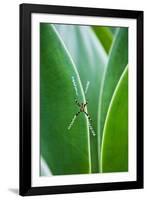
[101,67,128,172]
[92,26,113,53]
[55,24,107,172]
[40,24,91,175]
[98,28,128,151]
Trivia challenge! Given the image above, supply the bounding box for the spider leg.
[84,112,95,136]
[84,111,92,122]
[76,111,81,117]
[84,101,88,107]
[68,115,77,130]
[75,99,81,107]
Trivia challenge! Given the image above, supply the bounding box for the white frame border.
[31,13,137,187]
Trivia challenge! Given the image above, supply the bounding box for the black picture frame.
[19,3,144,196]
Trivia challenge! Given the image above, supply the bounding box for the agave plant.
[40,23,128,175]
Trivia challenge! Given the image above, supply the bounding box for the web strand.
[88,119,96,136]
[84,81,90,94]
[71,76,78,96]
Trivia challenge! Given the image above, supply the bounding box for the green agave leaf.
[40,23,91,175]
[109,27,118,35]
[101,67,128,172]
[41,157,52,176]
[98,28,128,154]
[92,26,113,53]
[55,24,107,172]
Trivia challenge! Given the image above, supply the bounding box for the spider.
[75,99,92,122]
[68,77,95,136]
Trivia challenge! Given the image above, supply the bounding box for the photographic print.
[20,4,143,196]
[40,23,128,176]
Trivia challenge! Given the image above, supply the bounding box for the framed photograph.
[19,3,143,196]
